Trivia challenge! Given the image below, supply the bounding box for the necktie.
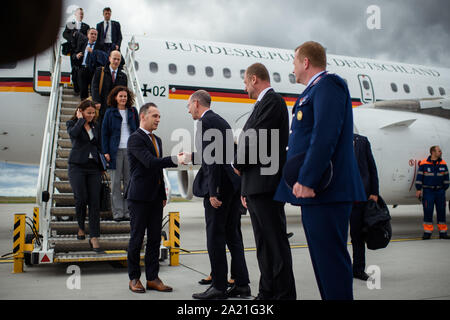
[149,134,160,158]
[112,70,116,83]
[104,21,109,40]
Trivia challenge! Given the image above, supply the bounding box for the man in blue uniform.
[274,41,366,300]
[415,146,450,240]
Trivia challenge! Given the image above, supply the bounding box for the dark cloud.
[64,0,449,67]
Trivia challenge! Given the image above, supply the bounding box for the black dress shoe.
[439,233,450,239]
[227,284,251,298]
[198,278,212,285]
[89,239,104,253]
[114,218,123,223]
[192,286,227,300]
[353,271,370,281]
[422,233,432,240]
[77,234,86,240]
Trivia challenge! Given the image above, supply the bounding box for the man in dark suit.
[63,8,89,96]
[126,103,181,293]
[96,7,122,53]
[91,50,128,124]
[274,41,366,300]
[72,28,107,100]
[351,134,379,281]
[181,90,250,300]
[233,63,296,300]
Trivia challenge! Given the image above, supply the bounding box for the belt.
[423,185,443,190]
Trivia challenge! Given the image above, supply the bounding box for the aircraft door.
[358,74,375,104]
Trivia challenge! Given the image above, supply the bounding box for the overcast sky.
[2,0,449,196]
[63,0,450,68]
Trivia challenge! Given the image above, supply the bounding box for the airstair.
[16,39,176,267]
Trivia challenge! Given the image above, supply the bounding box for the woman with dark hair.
[102,85,139,221]
[67,99,104,252]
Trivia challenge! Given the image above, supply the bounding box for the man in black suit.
[181,90,250,300]
[91,50,128,124]
[96,7,122,53]
[233,63,296,300]
[63,8,89,96]
[351,133,379,281]
[72,28,106,100]
[126,103,181,293]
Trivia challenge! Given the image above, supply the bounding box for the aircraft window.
[427,86,434,96]
[391,83,398,92]
[403,84,410,93]
[149,62,158,73]
[0,62,17,69]
[439,87,446,96]
[362,80,370,90]
[169,63,177,74]
[205,66,214,77]
[223,68,231,79]
[187,65,196,76]
[289,74,296,84]
[273,72,281,83]
[240,69,246,79]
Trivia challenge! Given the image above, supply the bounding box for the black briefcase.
[100,173,111,212]
[283,152,333,193]
[61,42,72,56]
[363,196,392,250]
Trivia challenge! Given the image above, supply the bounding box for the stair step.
[61,108,77,115]
[50,221,131,235]
[50,205,112,219]
[54,169,69,180]
[59,123,67,131]
[60,115,72,123]
[56,159,68,169]
[58,131,69,139]
[50,235,134,253]
[57,148,70,159]
[58,139,72,148]
[54,181,72,193]
[54,251,145,263]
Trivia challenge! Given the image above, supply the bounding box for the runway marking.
[180,237,434,255]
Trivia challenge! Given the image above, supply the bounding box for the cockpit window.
[0,62,17,69]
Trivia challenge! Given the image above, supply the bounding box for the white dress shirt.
[103,20,112,43]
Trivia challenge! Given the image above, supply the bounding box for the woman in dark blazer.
[67,99,104,252]
[101,86,139,221]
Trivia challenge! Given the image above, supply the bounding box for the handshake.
[177,152,192,165]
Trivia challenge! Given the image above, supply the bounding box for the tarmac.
[0,201,449,300]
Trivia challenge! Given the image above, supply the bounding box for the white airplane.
[1,35,449,205]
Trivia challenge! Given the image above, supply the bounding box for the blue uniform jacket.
[274,73,366,205]
[101,106,139,169]
[415,156,449,190]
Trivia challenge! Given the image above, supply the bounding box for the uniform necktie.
[104,21,110,40]
[149,133,160,158]
[112,70,116,83]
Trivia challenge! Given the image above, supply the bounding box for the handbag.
[100,173,111,212]
[363,196,392,250]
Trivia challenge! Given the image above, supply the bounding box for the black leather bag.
[100,173,111,212]
[363,196,392,250]
[61,42,72,55]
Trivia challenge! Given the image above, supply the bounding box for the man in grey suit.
[233,63,296,300]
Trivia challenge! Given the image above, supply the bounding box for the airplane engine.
[177,169,195,200]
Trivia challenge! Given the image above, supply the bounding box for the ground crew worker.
[415,146,450,240]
